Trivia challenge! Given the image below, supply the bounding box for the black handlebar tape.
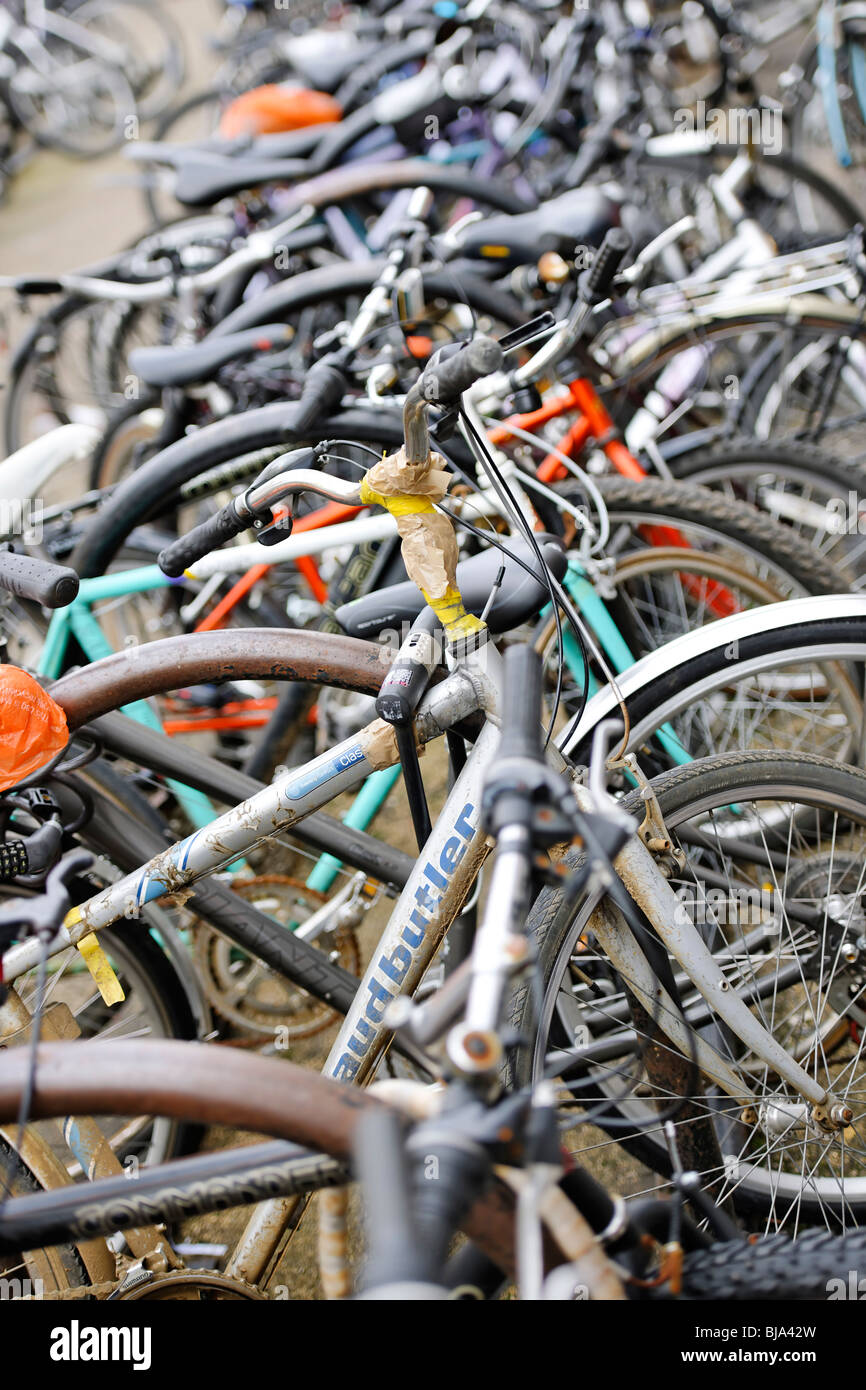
[498,645,545,763]
[290,355,351,437]
[420,336,505,407]
[580,227,632,302]
[158,502,247,578]
[13,278,64,296]
[0,552,79,608]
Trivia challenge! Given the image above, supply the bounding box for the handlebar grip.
[158,503,248,578]
[580,227,631,302]
[420,336,504,407]
[290,356,350,438]
[498,645,545,763]
[12,278,65,296]
[0,552,79,608]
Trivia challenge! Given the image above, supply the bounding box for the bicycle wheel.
[0,1138,89,1297]
[733,325,866,459]
[573,475,848,601]
[566,601,866,771]
[600,307,866,460]
[4,296,106,454]
[6,30,136,157]
[69,0,186,122]
[511,750,866,1230]
[617,143,863,259]
[680,1225,866,1299]
[534,544,790,731]
[665,439,866,588]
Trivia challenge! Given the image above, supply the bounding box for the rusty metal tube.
[0,1040,540,1281]
[0,1040,377,1158]
[49,628,392,731]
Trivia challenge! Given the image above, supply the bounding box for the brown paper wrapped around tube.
[359,448,485,641]
[363,447,453,503]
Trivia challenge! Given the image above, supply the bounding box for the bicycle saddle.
[460,188,621,268]
[281,44,381,95]
[129,325,295,389]
[171,155,311,207]
[335,535,568,640]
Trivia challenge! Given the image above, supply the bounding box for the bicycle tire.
[566,600,866,768]
[663,439,866,589]
[586,475,850,598]
[680,1226,866,1299]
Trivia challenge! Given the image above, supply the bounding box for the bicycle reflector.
[0,666,68,792]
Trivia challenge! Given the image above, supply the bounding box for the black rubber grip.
[420,336,504,406]
[0,552,79,608]
[290,356,350,437]
[581,227,631,302]
[408,1138,489,1277]
[13,278,64,296]
[498,645,545,762]
[158,503,247,578]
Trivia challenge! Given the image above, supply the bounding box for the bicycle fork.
[581,784,850,1130]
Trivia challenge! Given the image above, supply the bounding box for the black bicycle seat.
[460,188,621,268]
[128,324,294,389]
[335,536,567,640]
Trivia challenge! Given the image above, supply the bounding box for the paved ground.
[0,0,217,420]
[0,0,216,275]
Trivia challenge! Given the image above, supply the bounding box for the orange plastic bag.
[0,666,68,792]
[219,85,342,139]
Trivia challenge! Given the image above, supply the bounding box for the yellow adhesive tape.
[76,932,126,1007]
[422,584,487,641]
[359,479,436,517]
[359,479,485,642]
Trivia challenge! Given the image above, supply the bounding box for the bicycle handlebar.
[0,551,79,608]
[419,336,505,407]
[289,350,353,437]
[159,333,506,578]
[579,227,632,303]
[157,471,362,578]
[404,334,504,461]
[157,503,251,579]
[0,849,93,946]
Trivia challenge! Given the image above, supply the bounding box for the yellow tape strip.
[76,932,126,1006]
[359,480,436,516]
[422,588,486,641]
[360,482,486,641]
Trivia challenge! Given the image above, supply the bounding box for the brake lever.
[0,848,93,949]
